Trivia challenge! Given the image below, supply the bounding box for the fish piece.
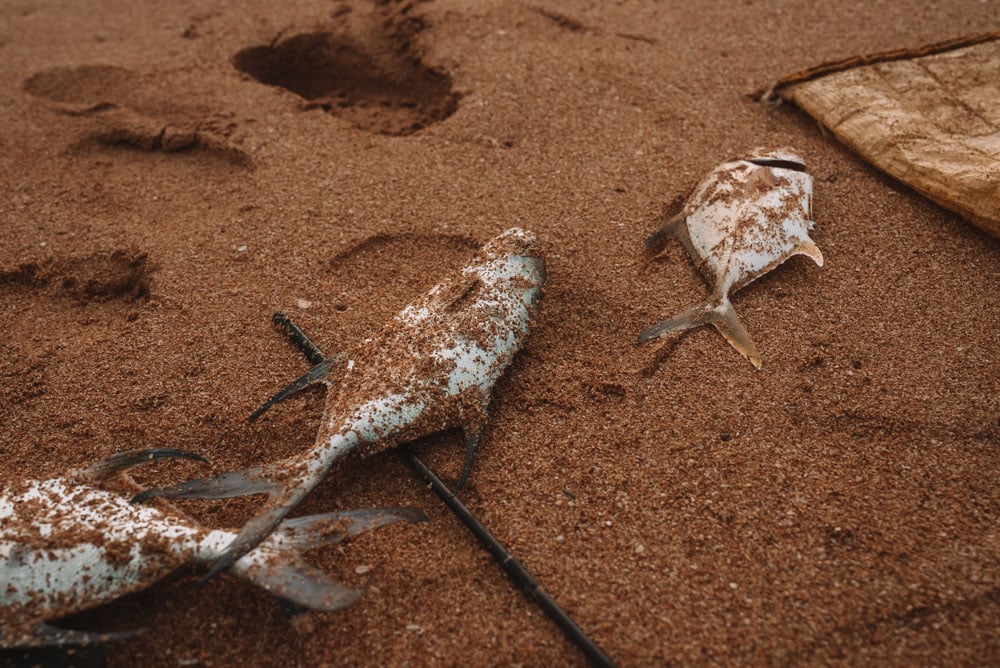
[638,148,824,368]
[0,448,427,648]
[137,228,546,579]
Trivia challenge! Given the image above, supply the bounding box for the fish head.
[745,147,807,172]
[477,227,546,291]
[481,227,540,260]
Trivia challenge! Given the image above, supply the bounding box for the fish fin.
[274,507,428,551]
[248,358,335,422]
[637,297,762,369]
[79,448,207,483]
[637,299,720,342]
[451,428,482,495]
[237,507,426,611]
[440,275,482,312]
[644,214,688,255]
[203,434,362,581]
[747,157,807,172]
[794,234,824,267]
[131,466,278,503]
[14,623,141,647]
[201,483,316,582]
[709,299,762,369]
[239,558,361,612]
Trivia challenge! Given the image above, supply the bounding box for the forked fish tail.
[637,296,762,369]
[229,507,427,611]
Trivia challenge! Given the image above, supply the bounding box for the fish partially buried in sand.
[0,448,426,648]
[135,228,547,580]
[638,148,824,368]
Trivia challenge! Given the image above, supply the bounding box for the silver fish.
[137,228,546,579]
[0,448,426,648]
[638,148,824,368]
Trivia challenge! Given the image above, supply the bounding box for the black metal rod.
[273,312,326,365]
[402,447,616,668]
[270,312,615,667]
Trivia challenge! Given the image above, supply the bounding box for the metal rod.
[402,447,616,668]
[269,312,615,667]
[273,312,326,365]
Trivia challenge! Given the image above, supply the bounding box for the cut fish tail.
[637,296,762,369]
[233,507,427,612]
[133,462,327,580]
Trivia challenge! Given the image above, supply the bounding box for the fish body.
[320,226,546,459]
[639,148,824,367]
[139,228,547,578]
[1,450,424,648]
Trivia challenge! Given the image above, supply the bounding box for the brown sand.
[2,0,999,665]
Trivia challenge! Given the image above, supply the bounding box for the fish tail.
[139,440,354,582]
[637,297,762,369]
[232,507,427,611]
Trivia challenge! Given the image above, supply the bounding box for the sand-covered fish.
[638,148,824,368]
[136,228,546,580]
[0,448,426,648]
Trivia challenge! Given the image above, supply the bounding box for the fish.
[0,448,426,648]
[135,227,547,580]
[637,148,824,368]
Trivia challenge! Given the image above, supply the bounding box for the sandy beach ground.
[2,0,999,665]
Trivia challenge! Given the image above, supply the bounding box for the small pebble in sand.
[355,564,371,574]
[236,245,247,252]
[296,298,312,309]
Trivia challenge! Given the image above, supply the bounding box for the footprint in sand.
[23,64,249,165]
[290,233,479,340]
[233,0,460,136]
[0,249,153,411]
[0,248,153,304]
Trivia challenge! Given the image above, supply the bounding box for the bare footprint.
[0,249,153,411]
[0,249,153,304]
[233,1,460,136]
[23,65,250,166]
[22,64,139,107]
[321,232,479,333]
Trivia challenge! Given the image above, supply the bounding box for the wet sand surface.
[1,0,998,665]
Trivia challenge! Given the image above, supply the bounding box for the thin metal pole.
[402,448,616,668]
[270,313,616,667]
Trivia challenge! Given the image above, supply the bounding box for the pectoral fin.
[646,214,705,267]
[794,234,824,267]
[8,622,141,648]
[79,448,207,483]
[451,428,482,495]
[131,466,278,503]
[275,507,428,550]
[242,558,362,612]
[238,506,427,611]
[248,358,335,422]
